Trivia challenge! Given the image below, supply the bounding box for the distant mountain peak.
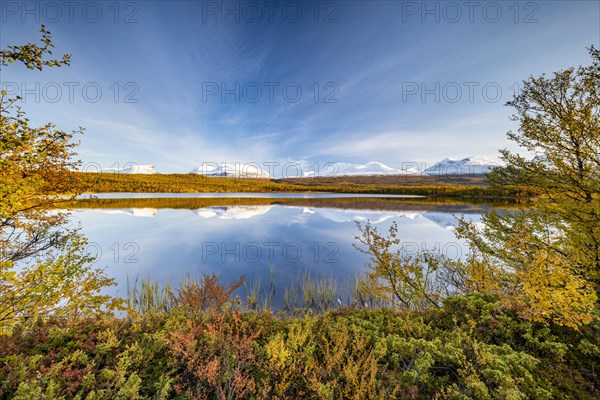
[424,156,501,175]
[190,163,271,178]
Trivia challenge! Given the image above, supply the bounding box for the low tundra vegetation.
[1,286,598,399]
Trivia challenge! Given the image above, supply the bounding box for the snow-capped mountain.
[424,157,501,175]
[190,163,271,178]
[99,164,158,174]
[83,158,503,176]
[301,157,500,177]
[303,161,417,177]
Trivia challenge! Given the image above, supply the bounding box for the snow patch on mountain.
[190,163,271,178]
[99,165,158,174]
[424,157,501,175]
[303,161,417,177]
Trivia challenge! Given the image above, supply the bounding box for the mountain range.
[93,157,501,177]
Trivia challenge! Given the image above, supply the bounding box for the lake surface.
[67,194,491,307]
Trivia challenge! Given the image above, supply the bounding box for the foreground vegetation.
[2,27,599,399]
[2,290,599,399]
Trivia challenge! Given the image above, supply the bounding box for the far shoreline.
[66,172,538,200]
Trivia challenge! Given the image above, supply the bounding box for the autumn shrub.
[354,214,597,330]
[453,212,598,329]
[261,314,388,399]
[430,294,600,399]
[0,315,173,399]
[354,221,443,311]
[164,310,265,399]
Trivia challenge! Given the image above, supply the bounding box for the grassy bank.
[71,172,537,199]
[74,173,534,198]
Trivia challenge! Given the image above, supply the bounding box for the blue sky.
[1,1,599,175]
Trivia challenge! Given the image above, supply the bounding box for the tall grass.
[286,270,341,313]
[244,264,276,311]
[126,274,174,313]
[127,269,394,315]
[316,274,337,312]
[284,284,298,311]
[299,269,317,309]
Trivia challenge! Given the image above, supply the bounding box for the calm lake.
[66,193,496,307]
